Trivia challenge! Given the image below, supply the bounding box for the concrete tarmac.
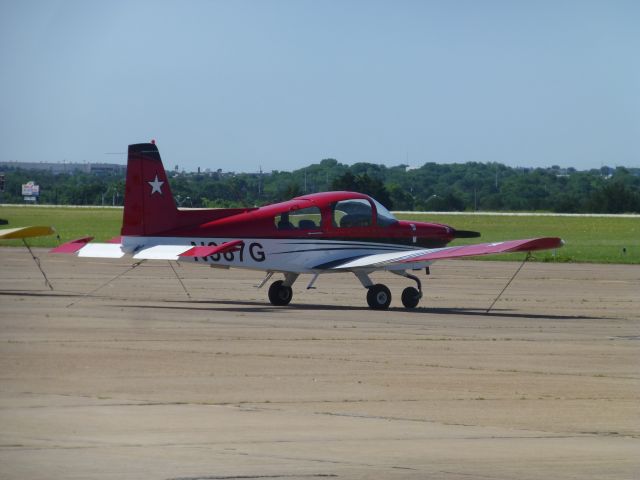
[0,248,638,479]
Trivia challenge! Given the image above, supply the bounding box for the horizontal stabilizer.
[77,243,125,258]
[132,245,192,260]
[50,236,94,253]
[0,226,55,240]
[179,240,244,258]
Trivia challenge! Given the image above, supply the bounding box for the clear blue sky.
[1,0,638,171]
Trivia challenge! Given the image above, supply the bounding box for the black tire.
[268,280,293,306]
[401,286,420,309]
[366,284,392,310]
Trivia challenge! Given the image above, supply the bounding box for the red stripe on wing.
[179,240,244,257]
[50,236,94,254]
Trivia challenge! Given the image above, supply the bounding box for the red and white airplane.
[52,142,563,309]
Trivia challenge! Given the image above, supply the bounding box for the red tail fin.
[122,143,178,235]
[121,142,256,236]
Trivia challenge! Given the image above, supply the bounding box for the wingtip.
[0,225,56,240]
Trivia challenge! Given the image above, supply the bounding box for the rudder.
[122,143,178,235]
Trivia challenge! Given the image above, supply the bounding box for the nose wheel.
[401,286,421,308]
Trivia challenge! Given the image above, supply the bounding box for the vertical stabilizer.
[122,143,178,235]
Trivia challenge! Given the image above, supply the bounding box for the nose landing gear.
[394,271,423,309]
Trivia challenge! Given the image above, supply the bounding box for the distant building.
[88,163,127,175]
[0,161,126,175]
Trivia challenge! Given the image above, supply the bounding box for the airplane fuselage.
[121,236,425,273]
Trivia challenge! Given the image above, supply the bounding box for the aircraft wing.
[50,238,244,260]
[325,237,563,270]
[0,226,56,240]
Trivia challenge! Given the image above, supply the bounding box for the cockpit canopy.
[273,193,398,231]
[332,197,397,228]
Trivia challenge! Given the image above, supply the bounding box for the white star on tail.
[148,174,164,195]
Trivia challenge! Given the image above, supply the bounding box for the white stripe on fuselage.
[122,236,417,273]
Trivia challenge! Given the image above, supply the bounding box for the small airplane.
[52,142,563,309]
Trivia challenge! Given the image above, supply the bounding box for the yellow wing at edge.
[0,226,56,240]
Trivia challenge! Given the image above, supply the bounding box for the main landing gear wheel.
[367,284,392,310]
[401,286,421,309]
[268,280,293,306]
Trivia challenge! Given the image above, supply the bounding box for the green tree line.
[1,160,639,213]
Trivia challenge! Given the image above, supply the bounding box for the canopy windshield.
[372,198,397,227]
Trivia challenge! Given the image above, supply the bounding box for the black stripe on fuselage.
[278,240,415,250]
[272,246,409,255]
[276,237,449,248]
[312,254,374,270]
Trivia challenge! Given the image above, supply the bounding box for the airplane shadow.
[0,290,607,321]
[0,290,82,299]
[116,300,366,315]
[124,299,607,321]
[416,307,604,321]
